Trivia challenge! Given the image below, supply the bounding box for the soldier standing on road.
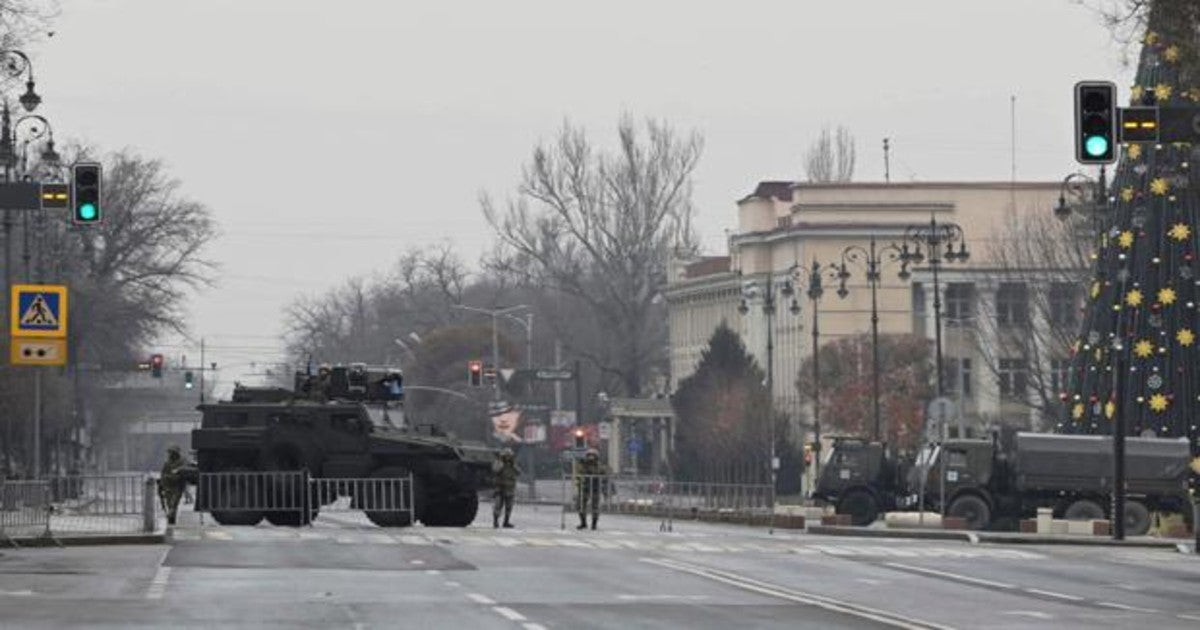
[574,448,610,530]
[159,445,194,526]
[492,447,521,528]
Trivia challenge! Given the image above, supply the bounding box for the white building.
[666,180,1064,439]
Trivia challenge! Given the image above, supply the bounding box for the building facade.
[665,180,1066,441]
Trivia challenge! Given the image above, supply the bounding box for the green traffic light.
[78,202,97,221]
[1084,135,1109,158]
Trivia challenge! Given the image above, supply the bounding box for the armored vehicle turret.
[191,364,495,528]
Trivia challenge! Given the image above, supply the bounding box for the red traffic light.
[468,360,482,373]
[150,354,164,367]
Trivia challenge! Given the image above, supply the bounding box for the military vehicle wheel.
[421,492,479,527]
[1123,500,1152,536]
[1064,499,1105,521]
[363,466,424,527]
[208,468,265,527]
[837,490,879,526]
[947,494,991,530]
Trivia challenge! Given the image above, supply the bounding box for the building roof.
[738,181,794,203]
[740,180,1061,204]
[683,256,730,278]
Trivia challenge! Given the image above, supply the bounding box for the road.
[0,502,1197,629]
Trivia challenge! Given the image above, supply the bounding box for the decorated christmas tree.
[1060,0,1199,468]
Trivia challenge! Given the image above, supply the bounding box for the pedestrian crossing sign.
[10,284,68,338]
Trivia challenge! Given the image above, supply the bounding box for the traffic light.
[150,353,164,378]
[573,428,586,450]
[467,360,483,387]
[184,371,195,389]
[1074,81,1117,164]
[71,163,103,225]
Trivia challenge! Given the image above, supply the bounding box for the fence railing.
[195,471,415,527]
[0,475,160,545]
[559,472,775,531]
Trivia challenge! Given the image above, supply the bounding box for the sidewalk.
[807,524,1192,549]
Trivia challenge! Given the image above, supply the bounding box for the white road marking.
[1002,611,1053,620]
[643,557,954,630]
[409,559,425,566]
[523,624,548,630]
[1024,588,1084,602]
[467,593,496,605]
[425,569,441,575]
[1177,613,1200,622]
[1096,601,1159,613]
[883,562,1015,590]
[617,594,709,601]
[204,530,233,541]
[0,589,35,597]
[493,606,526,621]
[144,566,171,600]
[444,581,461,587]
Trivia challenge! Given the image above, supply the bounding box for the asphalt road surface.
[0,502,1198,629]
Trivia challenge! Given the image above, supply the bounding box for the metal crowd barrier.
[48,474,149,536]
[195,471,415,526]
[559,473,775,532]
[0,480,53,543]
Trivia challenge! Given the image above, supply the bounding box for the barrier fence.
[0,474,158,545]
[559,473,775,531]
[195,471,415,526]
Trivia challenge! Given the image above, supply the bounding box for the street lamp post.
[452,304,529,401]
[738,271,783,490]
[786,259,844,484]
[836,236,908,443]
[898,215,970,398]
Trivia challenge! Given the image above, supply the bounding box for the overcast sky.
[33,0,1131,387]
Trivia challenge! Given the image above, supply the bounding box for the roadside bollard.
[143,477,157,533]
[1036,507,1053,535]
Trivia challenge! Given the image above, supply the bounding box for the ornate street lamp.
[897,216,970,398]
[837,237,909,442]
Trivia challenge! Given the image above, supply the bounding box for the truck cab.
[813,437,899,526]
[906,438,1004,529]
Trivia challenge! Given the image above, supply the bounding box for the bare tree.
[481,116,703,396]
[804,125,856,183]
[973,206,1094,427]
[1080,0,1198,68]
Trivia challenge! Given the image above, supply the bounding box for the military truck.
[816,432,1192,533]
[191,364,496,528]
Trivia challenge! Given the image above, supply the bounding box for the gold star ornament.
[1177,328,1195,347]
[1126,144,1142,160]
[1072,402,1085,420]
[1118,230,1134,249]
[1150,178,1170,196]
[1133,339,1155,358]
[1104,400,1116,419]
[1169,222,1191,241]
[1145,31,1159,45]
[1126,289,1143,307]
[1148,393,1169,413]
[1120,187,1135,202]
[1131,85,1145,102]
[1165,45,1181,63]
[1090,281,1101,299]
[1154,84,1174,102]
[1158,287,1178,305]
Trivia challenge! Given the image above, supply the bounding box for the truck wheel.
[421,492,479,528]
[1064,499,1105,521]
[837,490,879,526]
[208,468,265,527]
[947,494,991,530]
[363,466,425,527]
[1123,501,1152,536]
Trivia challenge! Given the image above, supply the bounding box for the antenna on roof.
[883,137,891,183]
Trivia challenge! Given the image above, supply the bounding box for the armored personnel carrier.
[191,364,496,527]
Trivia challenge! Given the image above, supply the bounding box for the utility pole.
[453,304,528,401]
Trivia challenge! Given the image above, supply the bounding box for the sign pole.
[32,367,40,478]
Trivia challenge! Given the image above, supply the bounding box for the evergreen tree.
[671,322,777,484]
[1060,0,1200,474]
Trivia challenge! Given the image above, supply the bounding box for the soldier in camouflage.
[159,445,194,526]
[492,447,521,528]
[574,448,610,530]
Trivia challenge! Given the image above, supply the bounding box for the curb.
[5,532,166,547]
[808,525,1184,548]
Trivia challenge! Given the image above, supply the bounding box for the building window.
[997,358,1028,400]
[944,283,974,325]
[912,283,926,314]
[945,357,973,398]
[1050,358,1070,394]
[1048,283,1078,327]
[995,282,1029,327]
